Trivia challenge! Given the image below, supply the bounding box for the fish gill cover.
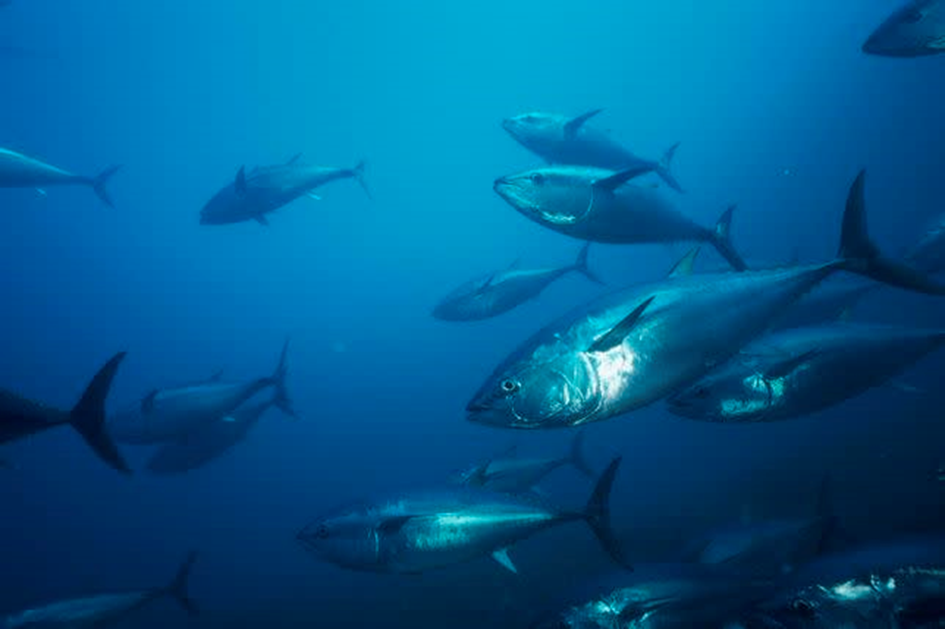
[0,1,944,628]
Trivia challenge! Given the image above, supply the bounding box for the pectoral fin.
[589,296,655,353]
[221,415,237,423]
[286,153,303,165]
[307,193,322,201]
[377,515,415,535]
[593,166,655,192]
[254,215,270,226]
[564,109,603,139]
[764,349,819,380]
[464,461,491,487]
[35,188,47,197]
[491,547,518,574]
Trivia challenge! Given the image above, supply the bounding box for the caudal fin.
[838,171,945,295]
[272,339,297,419]
[69,352,132,475]
[568,429,595,478]
[583,456,631,569]
[709,205,748,271]
[655,142,684,193]
[352,160,372,201]
[164,552,199,617]
[572,243,605,285]
[90,165,122,208]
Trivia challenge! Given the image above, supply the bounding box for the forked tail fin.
[655,142,684,193]
[709,205,748,271]
[583,456,631,569]
[165,551,199,617]
[89,165,122,208]
[69,352,131,475]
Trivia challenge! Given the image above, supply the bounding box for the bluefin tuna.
[773,280,877,331]
[467,172,945,430]
[432,244,602,321]
[200,154,370,225]
[502,109,684,193]
[457,430,595,494]
[0,148,120,207]
[863,0,945,57]
[108,341,294,445]
[667,323,945,423]
[296,457,629,574]
[0,553,198,629]
[493,165,746,270]
[145,393,288,475]
[0,352,129,474]
[537,564,776,629]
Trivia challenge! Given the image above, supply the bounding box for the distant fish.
[905,214,945,274]
[502,110,684,193]
[457,430,595,494]
[297,457,629,574]
[668,323,945,423]
[0,148,120,207]
[108,340,295,445]
[468,172,945,430]
[1,552,199,629]
[145,392,291,475]
[863,0,945,57]
[0,352,130,474]
[432,244,603,322]
[493,165,746,270]
[200,154,370,226]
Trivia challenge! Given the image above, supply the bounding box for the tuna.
[108,341,294,445]
[467,172,945,430]
[502,109,684,192]
[1,553,198,629]
[863,0,945,57]
[667,323,945,423]
[0,148,120,207]
[0,352,129,474]
[296,457,629,574]
[432,244,603,321]
[145,393,288,475]
[493,165,746,270]
[200,154,370,225]
[457,430,595,494]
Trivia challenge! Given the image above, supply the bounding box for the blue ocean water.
[0,1,944,627]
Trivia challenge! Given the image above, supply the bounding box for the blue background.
[1,1,943,627]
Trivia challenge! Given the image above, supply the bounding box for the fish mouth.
[500,119,517,135]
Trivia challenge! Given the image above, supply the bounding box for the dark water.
[0,1,943,627]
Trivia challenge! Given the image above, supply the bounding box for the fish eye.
[791,600,815,617]
[693,386,710,399]
[500,379,520,394]
[316,525,330,539]
[529,173,546,185]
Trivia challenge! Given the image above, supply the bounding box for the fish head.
[296,510,380,570]
[863,0,945,57]
[467,350,601,429]
[494,168,593,226]
[501,112,563,150]
[667,367,773,423]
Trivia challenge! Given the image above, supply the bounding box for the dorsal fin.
[668,248,701,278]
[593,166,656,192]
[235,167,247,195]
[589,296,655,353]
[285,153,303,165]
[141,390,159,414]
[564,109,604,139]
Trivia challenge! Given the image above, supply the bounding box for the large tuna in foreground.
[468,172,945,430]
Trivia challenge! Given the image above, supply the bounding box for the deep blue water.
[1,1,944,627]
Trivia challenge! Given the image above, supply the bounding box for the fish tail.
[271,338,297,419]
[165,551,200,617]
[583,456,631,569]
[837,171,945,295]
[352,160,373,201]
[69,352,132,475]
[709,205,748,271]
[572,243,605,285]
[90,165,122,208]
[655,142,684,193]
[568,429,595,478]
